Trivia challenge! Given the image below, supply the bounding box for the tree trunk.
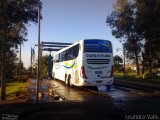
[149,51,152,73]
[149,62,152,73]
[142,52,145,75]
[135,49,140,76]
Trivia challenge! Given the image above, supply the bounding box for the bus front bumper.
[78,78,114,86]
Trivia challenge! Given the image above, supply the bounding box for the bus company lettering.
[86,54,110,58]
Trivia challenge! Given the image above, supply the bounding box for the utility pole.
[36,0,40,102]
[123,44,126,78]
[39,43,42,80]
[30,47,33,76]
[19,42,21,81]
[1,0,7,101]
[30,46,35,77]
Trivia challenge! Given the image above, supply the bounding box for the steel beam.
[41,42,72,45]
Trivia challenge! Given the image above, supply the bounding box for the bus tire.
[65,74,67,86]
[52,72,55,79]
[67,75,71,87]
[65,75,69,86]
[106,85,111,91]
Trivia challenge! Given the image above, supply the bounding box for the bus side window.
[66,47,74,60]
[55,55,57,63]
[73,44,79,59]
[62,51,65,62]
[69,49,73,60]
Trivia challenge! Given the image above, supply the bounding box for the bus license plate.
[95,71,102,74]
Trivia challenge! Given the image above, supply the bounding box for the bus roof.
[53,39,111,56]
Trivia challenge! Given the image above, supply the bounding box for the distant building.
[126,64,142,71]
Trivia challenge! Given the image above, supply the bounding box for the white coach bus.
[52,39,113,87]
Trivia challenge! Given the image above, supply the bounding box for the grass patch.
[114,72,160,84]
[0,81,29,100]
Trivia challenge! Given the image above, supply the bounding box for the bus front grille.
[86,59,110,64]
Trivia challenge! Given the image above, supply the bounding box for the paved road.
[114,79,160,91]
[49,80,110,102]
[0,79,160,120]
[0,102,123,120]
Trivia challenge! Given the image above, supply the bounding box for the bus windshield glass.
[84,40,112,53]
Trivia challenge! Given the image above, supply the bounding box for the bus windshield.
[84,40,112,53]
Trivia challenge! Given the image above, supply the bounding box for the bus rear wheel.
[66,75,71,87]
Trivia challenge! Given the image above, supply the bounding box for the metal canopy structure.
[40,41,72,79]
[41,41,72,45]
[32,41,72,101]
[40,42,72,52]
[32,41,72,79]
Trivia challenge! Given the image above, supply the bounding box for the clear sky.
[22,0,122,68]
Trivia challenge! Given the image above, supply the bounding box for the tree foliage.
[107,0,160,75]
[41,55,48,78]
[136,0,160,72]
[114,55,123,72]
[106,0,143,75]
[6,49,18,79]
[0,0,42,80]
[6,0,42,48]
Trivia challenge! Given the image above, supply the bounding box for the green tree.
[6,49,18,80]
[114,55,123,72]
[0,0,42,79]
[136,0,160,73]
[6,0,42,48]
[106,0,143,76]
[41,55,48,78]
[34,55,50,78]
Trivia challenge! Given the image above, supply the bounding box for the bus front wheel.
[106,85,111,91]
[66,75,71,87]
[52,72,55,79]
